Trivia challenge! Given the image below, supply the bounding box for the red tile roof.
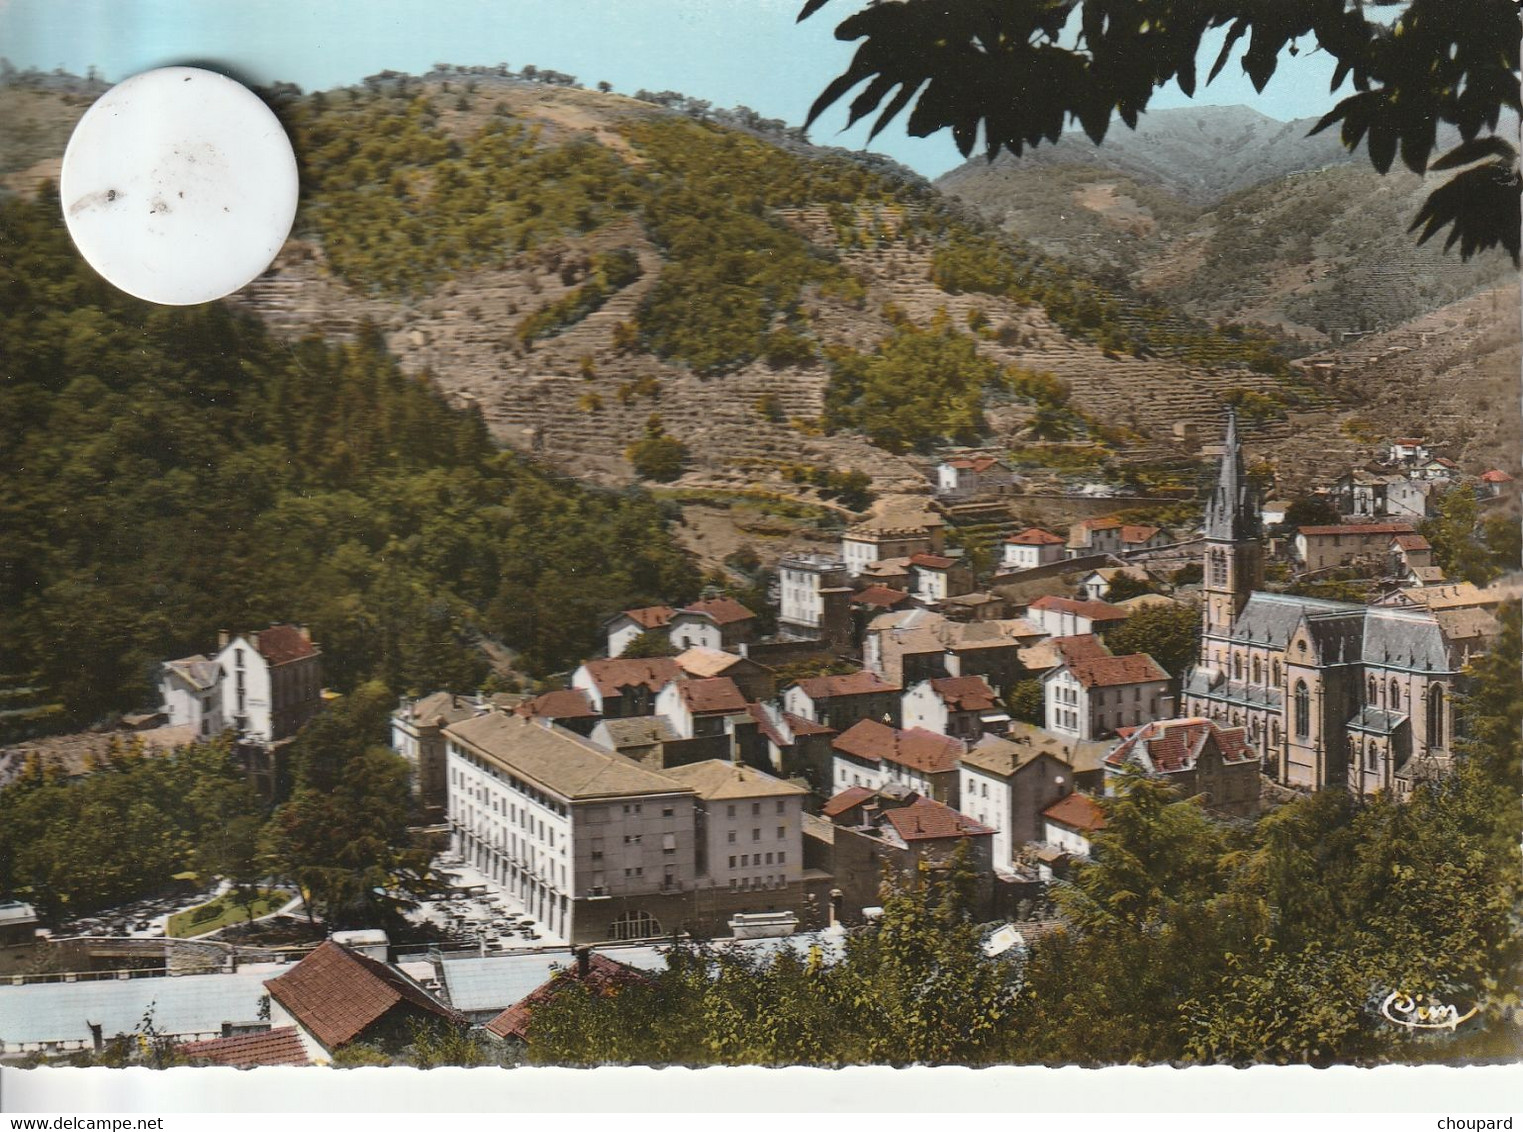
[908,553,958,570]
[832,718,963,774]
[515,688,598,720]
[882,797,992,842]
[678,676,748,714]
[1430,457,1460,469]
[1006,528,1065,546]
[946,456,1005,472]
[1298,522,1417,536]
[680,597,756,625]
[821,785,876,818]
[1120,525,1161,544]
[925,675,999,712]
[485,953,646,1042]
[792,670,900,700]
[619,605,676,630]
[1390,534,1432,551]
[1042,792,1107,834]
[853,585,912,608]
[1075,517,1122,531]
[180,1027,309,1068]
[1481,469,1515,483]
[1051,634,1113,663]
[782,711,836,737]
[264,942,462,1051]
[251,625,317,666]
[1390,438,1426,447]
[580,657,680,698]
[1106,717,1255,773]
[1066,652,1169,689]
[1029,595,1130,622]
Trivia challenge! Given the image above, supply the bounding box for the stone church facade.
[1182,413,1459,797]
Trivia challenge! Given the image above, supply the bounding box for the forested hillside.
[0,188,697,726]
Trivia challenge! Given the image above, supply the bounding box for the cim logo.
[1380,991,1479,1031]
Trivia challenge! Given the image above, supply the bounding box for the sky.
[0,0,1349,180]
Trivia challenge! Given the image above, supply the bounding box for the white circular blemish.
[60,66,298,306]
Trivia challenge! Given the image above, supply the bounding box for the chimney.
[575,946,591,978]
[218,629,230,650]
[88,1021,103,1054]
[298,625,312,643]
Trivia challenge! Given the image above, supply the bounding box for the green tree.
[1421,484,1496,584]
[802,0,1520,263]
[1282,494,1342,530]
[626,416,689,482]
[1005,678,1045,726]
[620,629,677,658]
[1106,601,1199,679]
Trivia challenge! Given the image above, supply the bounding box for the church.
[1181,413,1460,798]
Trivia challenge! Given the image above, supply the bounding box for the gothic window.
[1271,720,1281,747]
[1390,679,1401,708]
[1272,660,1282,685]
[1252,657,1262,684]
[1366,742,1378,771]
[1210,549,1227,587]
[1294,681,1310,740]
[1233,654,1243,681]
[1368,676,1378,705]
[1427,684,1445,749]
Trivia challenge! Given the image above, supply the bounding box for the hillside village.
[1,407,1515,1066]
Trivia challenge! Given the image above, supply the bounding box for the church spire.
[1206,408,1260,542]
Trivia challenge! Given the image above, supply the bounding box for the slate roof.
[180,1027,309,1068]
[263,942,461,1051]
[579,657,681,698]
[882,798,992,842]
[250,625,318,666]
[515,688,598,720]
[164,655,221,692]
[1346,706,1408,736]
[1042,792,1107,835]
[662,759,809,800]
[1105,717,1255,773]
[1221,592,1362,649]
[831,719,963,774]
[484,954,647,1042]
[446,713,691,801]
[678,597,756,625]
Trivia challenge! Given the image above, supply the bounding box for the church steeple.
[1201,409,1264,643]
[1205,409,1261,542]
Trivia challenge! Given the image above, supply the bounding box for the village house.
[1416,456,1461,482]
[392,691,488,814]
[673,647,774,702]
[907,552,976,604]
[863,608,1040,696]
[1119,524,1170,554]
[212,624,323,745]
[570,657,680,718]
[820,786,996,922]
[661,760,809,902]
[841,522,940,578]
[513,688,600,736]
[857,556,912,591]
[1104,717,1261,818]
[1380,437,1431,467]
[159,654,226,739]
[781,669,902,732]
[1078,566,1157,602]
[603,605,677,658]
[935,455,1017,500]
[588,715,679,768]
[444,711,700,944]
[901,675,1005,741]
[1388,533,1436,578]
[485,950,648,1047]
[1066,517,1125,557]
[1480,468,1516,497]
[667,597,757,652]
[264,941,464,1064]
[776,553,853,645]
[654,676,748,740]
[1293,521,1418,573]
[1025,594,1130,638]
[1044,652,1172,742]
[1039,792,1107,872]
[1001,527,1067,572]
[180,1028,311,1069]
[829,718,964,805]
[1185,413,1467,796]
[957,733,1074,875]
